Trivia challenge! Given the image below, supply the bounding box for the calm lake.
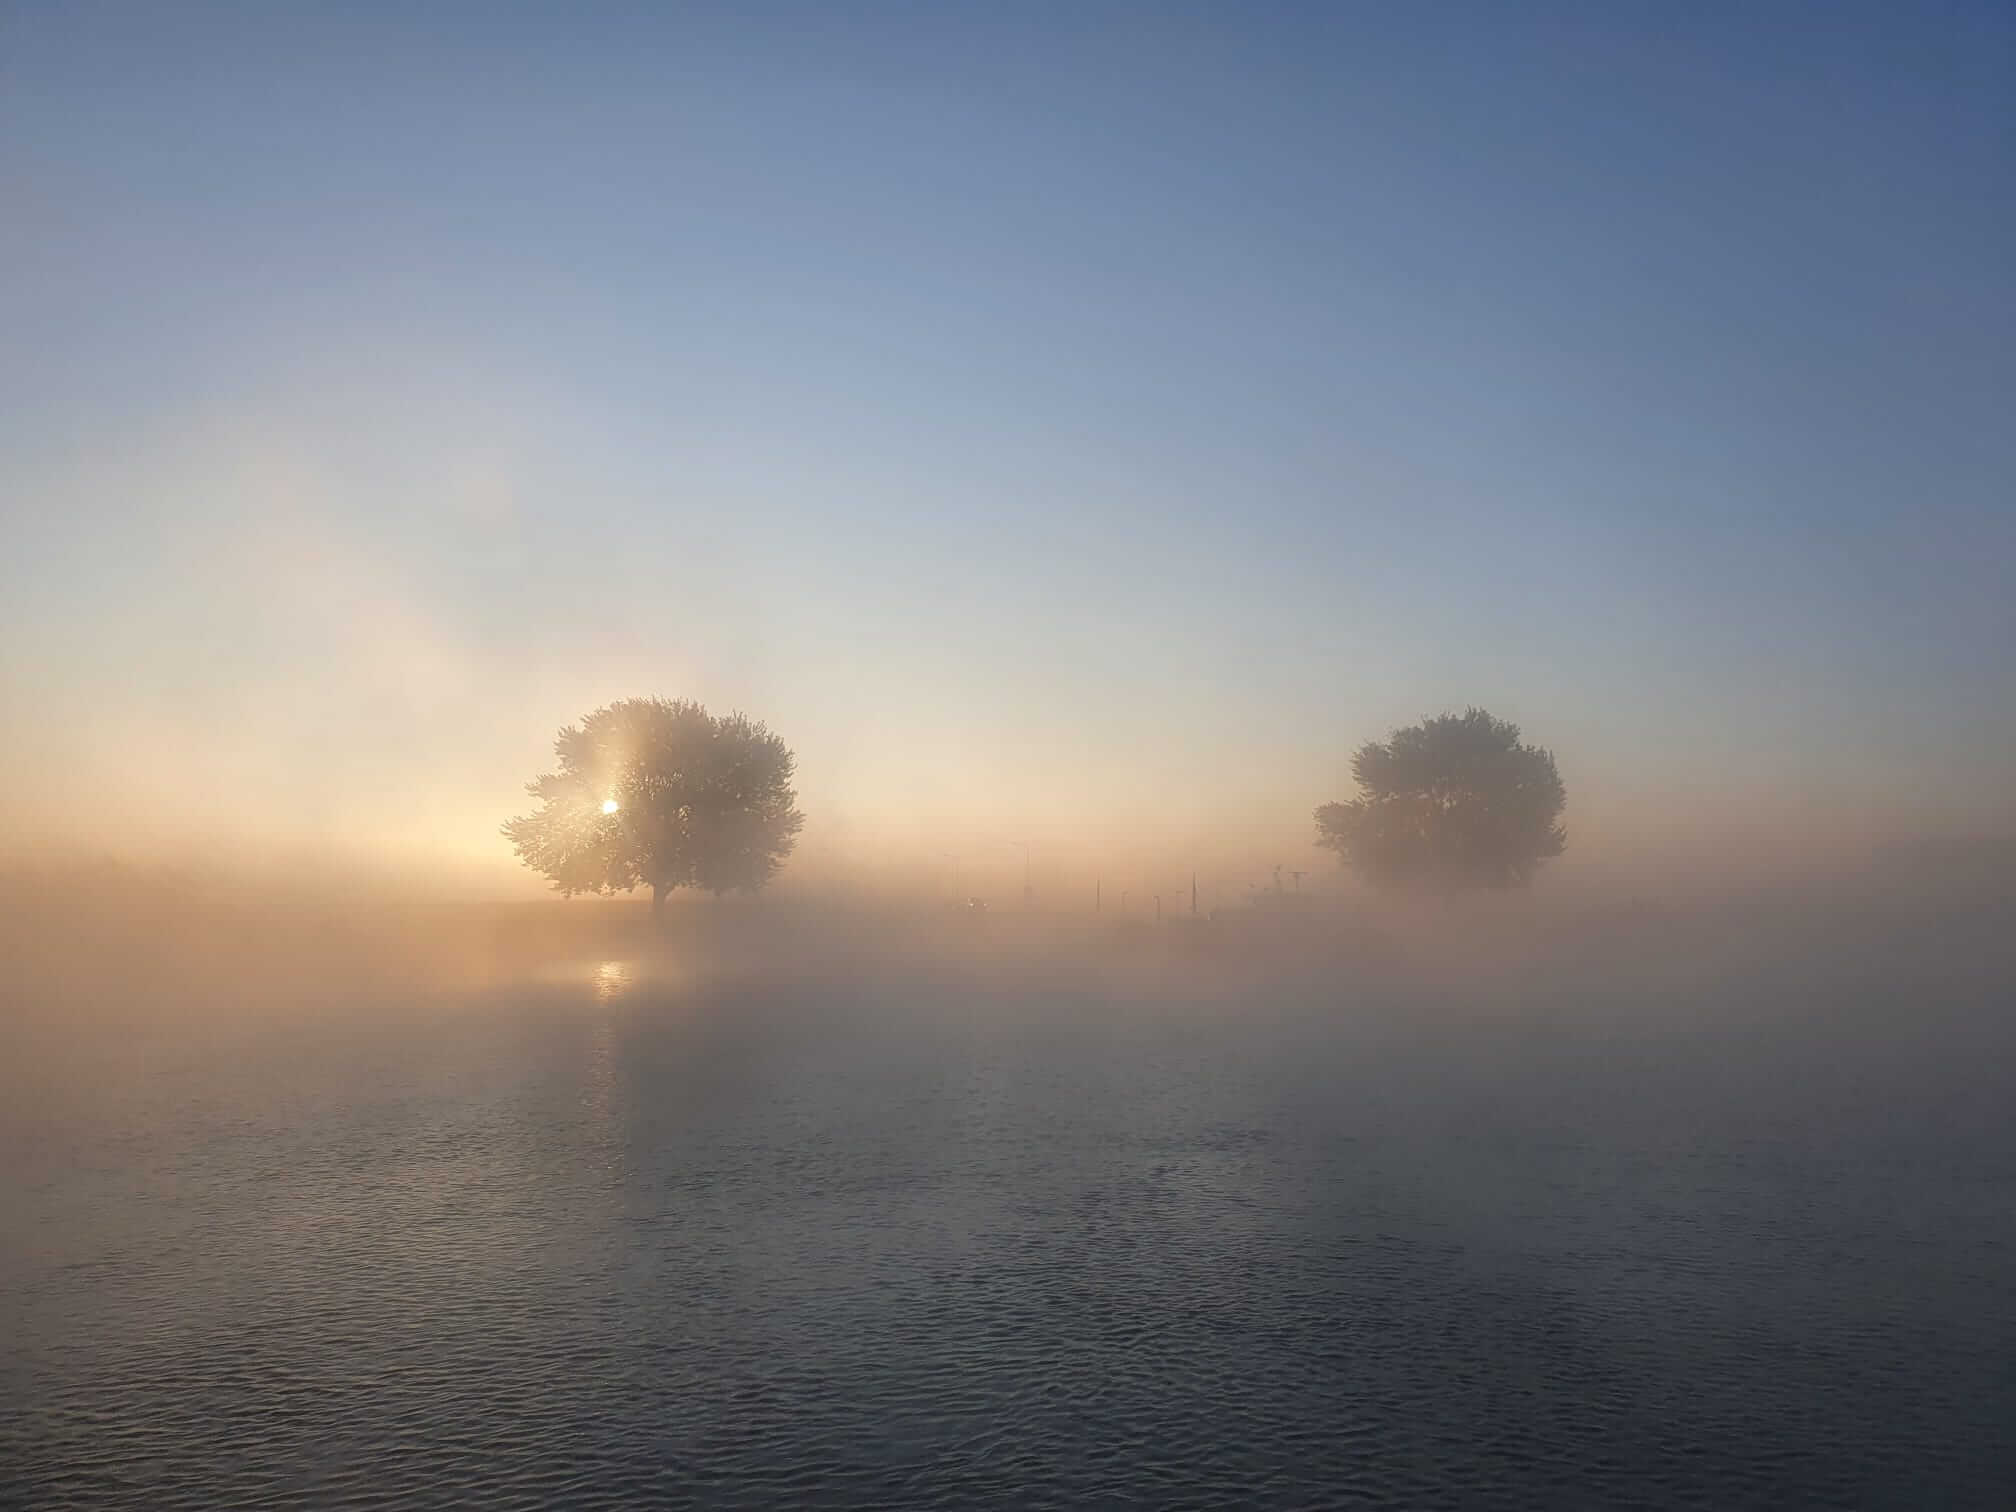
[6,953,2014,1508]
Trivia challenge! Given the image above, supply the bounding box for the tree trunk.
[651,882,668,928]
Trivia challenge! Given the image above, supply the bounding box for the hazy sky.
[3,3,2011,894]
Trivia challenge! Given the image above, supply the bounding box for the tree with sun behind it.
[504,698,804,923]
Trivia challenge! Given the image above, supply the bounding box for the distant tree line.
[506,698,1565,923]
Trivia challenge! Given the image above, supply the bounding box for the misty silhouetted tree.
[504,698,804,923]
[1315,708,1565,890]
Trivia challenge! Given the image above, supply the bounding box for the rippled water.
[6,961,2014,1508]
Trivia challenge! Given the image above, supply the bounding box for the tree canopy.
[1314,708,1565,890]
[504,698,804,916]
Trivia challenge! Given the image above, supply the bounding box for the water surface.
[6,958,2013,1508]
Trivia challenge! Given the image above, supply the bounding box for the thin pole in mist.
[1155,894,1162,922]
[1191,872,1197,915]
[1095,878,1101,914]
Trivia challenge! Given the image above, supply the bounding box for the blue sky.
[2,3,2011,888]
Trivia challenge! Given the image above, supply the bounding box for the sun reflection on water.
[591,959,633,1002]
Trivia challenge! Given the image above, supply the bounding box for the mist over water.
[6,873,2014,1509]
[6,3,2015,1505]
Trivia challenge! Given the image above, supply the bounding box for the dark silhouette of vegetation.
[504,698,804,922]
[1315,708,1565,890]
